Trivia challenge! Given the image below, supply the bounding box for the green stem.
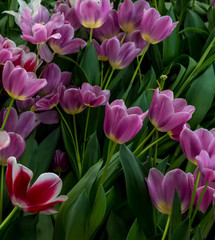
[137,133,168,159]
[34,44,40,74]
[89,28,93,43]
[120,32,127,43]
[191,182,209,225]
[153,130,159,167]
[192,0,195,11]
[102,66,111,88]
[133,128,156,155]
[161,215,171,240]
[0,98,14,131]
[0,166,4,224]
[104,68,115,89]
[188,168,200,218]
[0,206,19,231]
[137,56,142,85]
[100,61,104,87]
[153,0,158,10]
[175,37,215,97]
[123,42,150,101]
[56,106,81,178]
[82,108,91,160]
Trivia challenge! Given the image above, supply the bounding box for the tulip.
[106,37,141,69]
[180,126,215,165]
[93,10,120,42]
[2,61,47,100]
[146,168,194,214]
[104,99,148,144]
[60,86,86,114]
[149,88,195,140]
[80,83,110,107]
[74,0,113,28]
[36,110,59,124]
[51,150,69,173]
[140,8,178,44]
[6,157,68,214]
[212,0,215,6]
[93,39,108,61]
[0,133,25,166]
[0,131,10,150]
[118,0,150,34]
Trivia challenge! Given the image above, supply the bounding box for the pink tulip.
[51,150,69,173]
[0,131,10,150]
[6,157,68,214]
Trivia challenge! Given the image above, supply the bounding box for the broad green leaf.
[119,145,155,237]
[158,0,167,15]
[126,219,147,240]
[89,186,106,236]
[80,42,100,85]
[170,190,182,235]
[208,6,215,32]
[186,65,215,128]
[53,161,102,240]
[192,226,203,240]
[32,127,60,181]
[64,191,90,240]
[169,64,186,91]
[82,132,100,176]
[0,16,8,35]
[170,218,190,240]
[37,215,53,240]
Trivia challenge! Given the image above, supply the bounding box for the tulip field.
[0,0,215,239]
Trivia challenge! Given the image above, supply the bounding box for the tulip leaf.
[0,16,8,35]
[186,65,215,128]
[126,219,147,240]
[80,42,100,85]
[170,218,190,240]
[170,190,182,235]
[192,226,203,240]
[119,144,155,237]
[53,160,102,240]
[89,186,106,237]
[64,191,90,240]
[82,132,100,176]
[36,215,53,240]
[32,127,60,181]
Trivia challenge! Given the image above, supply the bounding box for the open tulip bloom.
[6,157,68,214]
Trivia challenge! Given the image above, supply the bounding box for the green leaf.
[36,215,53,240]
[186,65,215,128]
[32,127,60,181]
[64,191,90,240]
[170,219,190,240]
[53,161,102,240]
[80,42,100,85]
[89,186,106,237]
[0,16,8,35]
[82,132,100,176]
[119,145,155,237]
[191,226,203,240]
[126,219,147,240]
[170,190,182,235]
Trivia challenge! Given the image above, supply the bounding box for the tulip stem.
[82,108,91,160]
[100,61,104,87]
[120,32,127,43]
[104,68,115,89]
[0,98,14,131]
[192,0,195,10]
[133,127,156,155]
[34,44,40,74]
[161,215,171,240]
[137,56,142,85]
[137,133,168,159]
[123,42,150,101]
[175,36,215,97]
[188,168,200,219]
[191,182,209,225]
[89,28,93,43]
[153,130,159,167]
[56,106,81,178]
[102,66,111,88]
[0,206,19,231]
[0,166,4,224]
[153,0,158,10]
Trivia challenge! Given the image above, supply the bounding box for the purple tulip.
[80,83,110,107]
[149,88,195,139]
[118,0,150,34]
[104,99,148,144]
[0,132,25,166]
[60,86,86,114]
[74,0,113,28]
[93,39,108,61]
[36,110,59,124]
[49,24,86,55]
[146,168,194,214]
[180,126,215,165]
[2,61,47,100]
[212,0,215,6]
[93,10,121,42]
[51,150,69,173]
[140,8,178,44]
[0,131,10,150]
[106,37,141,69]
